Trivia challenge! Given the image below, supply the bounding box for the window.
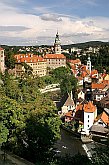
[88,125,89,128]
[88,120,89,122]
[88,115,89,118]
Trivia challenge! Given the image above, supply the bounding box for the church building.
[43,32,66,69]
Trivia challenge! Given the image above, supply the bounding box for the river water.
[54,128,86,156]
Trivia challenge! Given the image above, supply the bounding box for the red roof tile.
[15,54,46,63]
[43,54,66,59]
[0,47,4,50]
[95,111,109,125]
[92,83,106,89]
[84,101,96,113]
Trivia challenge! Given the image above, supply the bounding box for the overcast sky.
[0,0,109,45]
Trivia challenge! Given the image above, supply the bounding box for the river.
[54,128,86,156]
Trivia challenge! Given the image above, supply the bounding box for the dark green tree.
[5,50,16,69]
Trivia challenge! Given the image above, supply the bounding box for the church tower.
[54,31,61,54]
[86,55,91,74]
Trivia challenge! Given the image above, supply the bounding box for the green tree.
[5,50,16,69]
[91,142,109,165]
[60,75,78,96]
[0,96,26,152]
[0,122,9,145]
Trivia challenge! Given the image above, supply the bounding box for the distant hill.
[62,41,109,49]
[1,41,109,49]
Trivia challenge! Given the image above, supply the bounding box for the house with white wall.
[57,93,75,115]
[83,101,97,135]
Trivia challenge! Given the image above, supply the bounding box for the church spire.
[54,31,61,54]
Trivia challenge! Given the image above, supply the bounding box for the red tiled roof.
[102,80,109,85]
[92,83,106,89]
[0,47,4,50]
[15,54,46,63]
[91,69,98,75]
[43,54,66,59]
[81,71,88,78]
[95,111,109,125]
[83,101,96,113]
[19,57,45,63]
[67,59,81,64]
[14,54,27,60]
[65,111,73,118]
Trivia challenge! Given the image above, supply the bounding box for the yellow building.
[43,53,66,69]
[15,54,47,77]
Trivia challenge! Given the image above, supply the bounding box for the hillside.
[62,41,109,49]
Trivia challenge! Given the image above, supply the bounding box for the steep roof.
[43,54,66,59]
[83,101,96,113]
[57,93,75,108]
[95,111,109,125]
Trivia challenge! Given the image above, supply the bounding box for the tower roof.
[55,31,60,43]
[84,101,96,113]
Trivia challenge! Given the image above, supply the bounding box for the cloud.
[40,14,62,22]
[0,0,109,45]
[0,26,30,32]
[80,0,98,6]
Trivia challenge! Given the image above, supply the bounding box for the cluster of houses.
[0,32,66,76]
[9,32,66,77]
[58,56,109,139]
[0,32,109,140]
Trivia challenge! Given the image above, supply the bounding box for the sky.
[0,0,109,46]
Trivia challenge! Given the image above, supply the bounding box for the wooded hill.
[62,41,109,49]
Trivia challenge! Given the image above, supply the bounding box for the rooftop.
[43,54,66,59]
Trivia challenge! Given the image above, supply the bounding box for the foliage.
[50,153,91,165]
[0,73,61,164]
[5,50,16,69]
[0,96,26,149]
[51,66,71,81]
[91,143,109,165]
[21,62,33,75]
[22,110,61,163]
[42,66,78,97]
[60,74,78,96]
[0,122,9,145]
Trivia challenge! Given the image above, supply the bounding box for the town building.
[57,93,75,115]
[75,101,97,135]
[83,101,97,135]
[15,54,47,77]
[0,47,5,73]
[43,54,66,69]
[43,32,66,69]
